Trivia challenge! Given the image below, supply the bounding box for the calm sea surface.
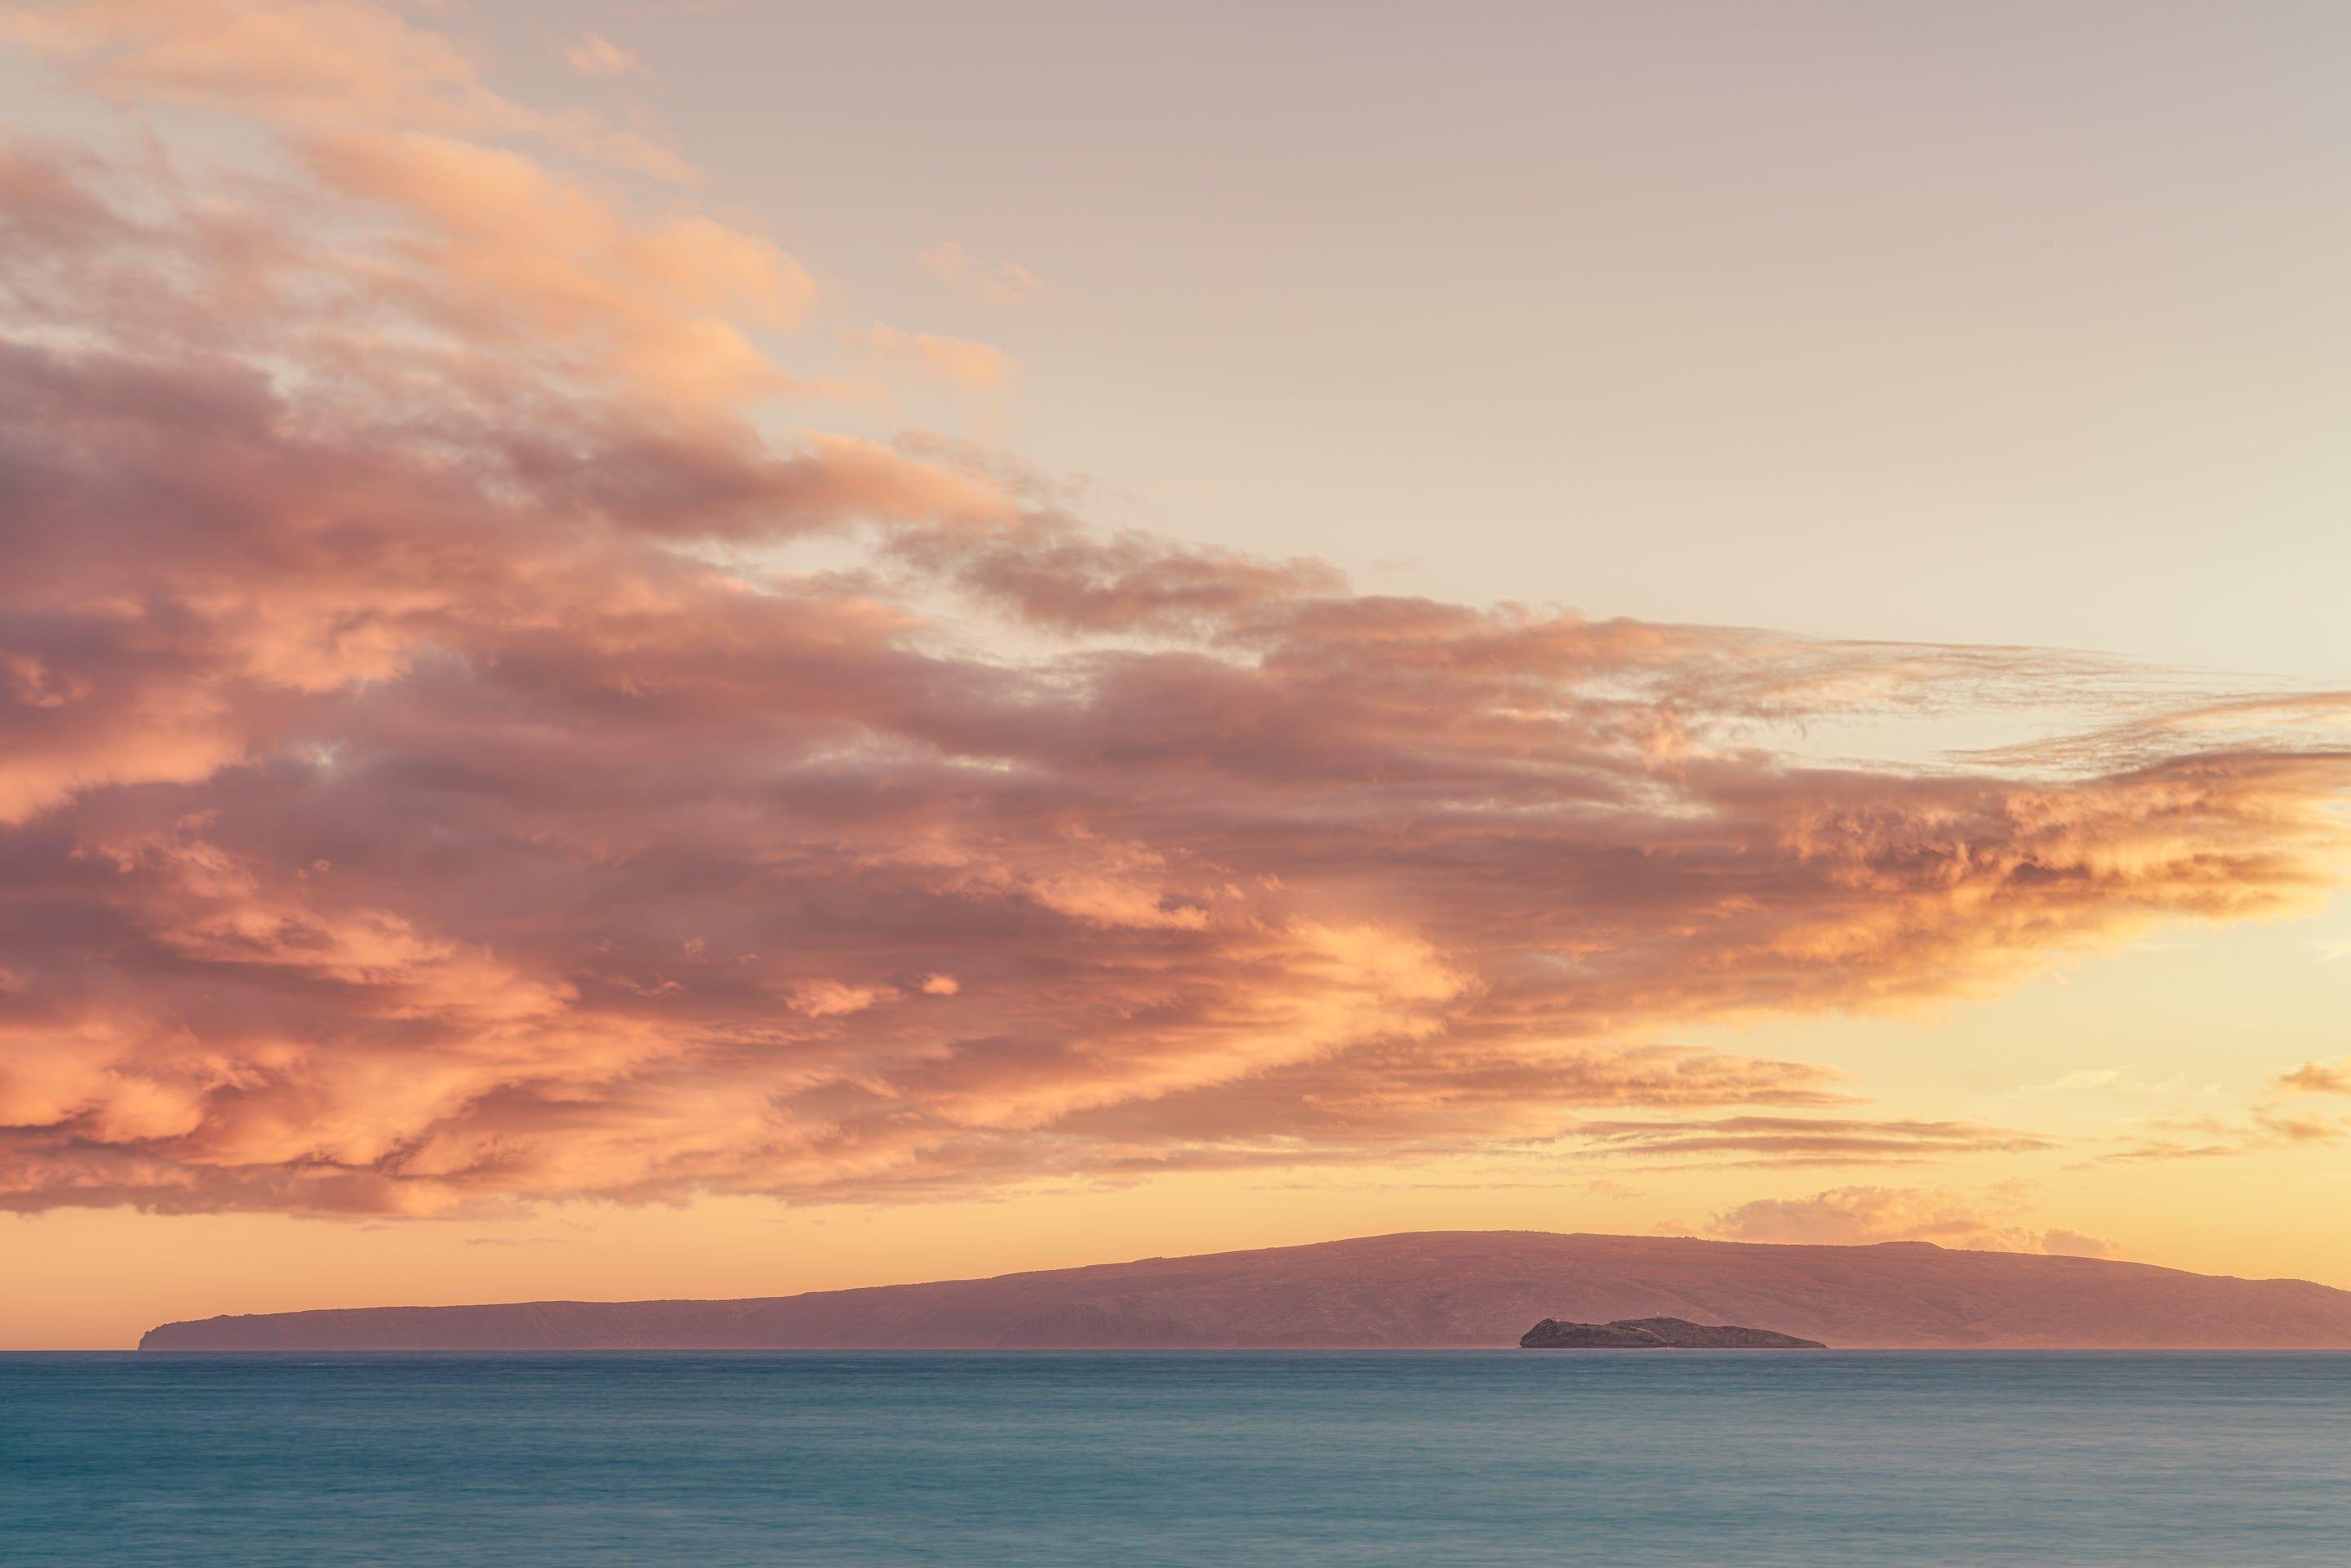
[4,1351,2348,1566]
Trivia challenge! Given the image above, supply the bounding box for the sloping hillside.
[139,1231,2351,1350]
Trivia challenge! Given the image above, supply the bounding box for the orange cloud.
[1708,1184,2118,1256]
[306,128,810,404]
[2,7,2349,1218]
[1563,1118,2054,1168]
[4,0,501,131]
[8,0,696,180]
[2278,1059,2351,1095]
[848,325,1020,392]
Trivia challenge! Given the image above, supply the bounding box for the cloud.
[919,241,1044,306]
[2278,1059,2351,1095]
[1709,1184,2118,1256]
[2073,1059,2351,1160]
[788,980,889,1019]
[2038,1228,2116,1258]
[1,3,2348,1217]
[1563,1117,2054,1168]
[304,127,811,403]
[566,34,638,78]
[2101,1110,2349,1162]
[848,325,1020,392]
[7,0,698,180]
[3,0,504,132]
[2019,1065,2212,1098]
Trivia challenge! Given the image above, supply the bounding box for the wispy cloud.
[2100,1110,2348,1162]
[2278,1059,2351,1095]
[847,324,1020,392]
[1563,1117,2055,1169]
[2018,1066,2215,1098]
[7,0,700,180]
[919,240,1045,306]
[1708,1184,2117,1256]
[566,33,639,78]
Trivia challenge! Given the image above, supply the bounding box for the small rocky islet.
[1520,1316,1826,1349]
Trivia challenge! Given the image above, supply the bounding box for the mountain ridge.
[136,1230,2351,1351]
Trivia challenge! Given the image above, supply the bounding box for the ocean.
[4,1351,2347,1566]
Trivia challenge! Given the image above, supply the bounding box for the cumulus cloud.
[1709,1185,2118,1256]
[1,2,2348,1217]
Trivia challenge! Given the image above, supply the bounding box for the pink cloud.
[1,7,2348,1217]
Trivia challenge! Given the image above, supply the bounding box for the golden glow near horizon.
[1,2,2347,1348]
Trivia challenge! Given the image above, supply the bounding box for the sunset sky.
[2,0,2348,1349]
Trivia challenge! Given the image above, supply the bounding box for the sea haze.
[6,1351,2347,1567]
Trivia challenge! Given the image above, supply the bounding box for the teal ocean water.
[5,1351,2348,1566]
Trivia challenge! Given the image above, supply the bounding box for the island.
[138,1230,2351,1351]
[1521,1316,1825,1349]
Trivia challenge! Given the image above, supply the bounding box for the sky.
[0,1,2346,1349]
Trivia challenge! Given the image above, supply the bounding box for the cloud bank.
[1707,1184,2118,1257]
[2,2,2348,1216]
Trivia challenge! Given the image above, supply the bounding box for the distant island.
[138,1230,2351,1352]
[1522,1316,1826,1349]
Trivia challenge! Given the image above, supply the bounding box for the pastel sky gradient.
[2,1,2346,1348]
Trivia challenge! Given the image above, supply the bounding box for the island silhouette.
[1520,1316,1826,1348]
[140,1231,2351,1351]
